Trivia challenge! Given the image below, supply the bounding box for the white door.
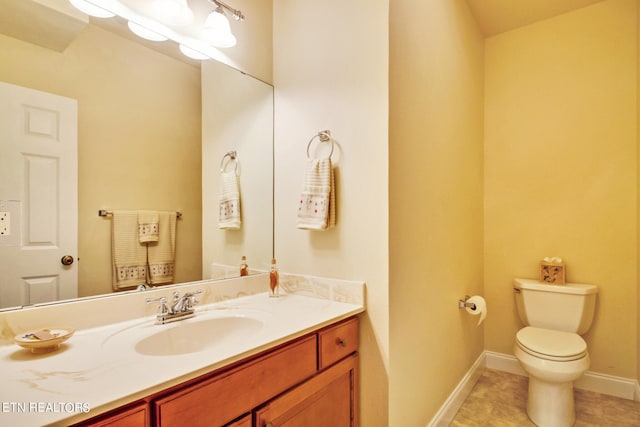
[0,81,77,308]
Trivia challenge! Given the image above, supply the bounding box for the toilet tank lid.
[514,278,598,295]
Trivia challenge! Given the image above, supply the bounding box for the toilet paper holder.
[458,295,476,310]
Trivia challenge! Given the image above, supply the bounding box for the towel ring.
[306,130,335,159]
[220,150,239,173]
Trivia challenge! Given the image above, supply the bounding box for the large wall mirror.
[0,0,273,310]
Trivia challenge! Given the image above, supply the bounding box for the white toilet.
[513,278,597,427]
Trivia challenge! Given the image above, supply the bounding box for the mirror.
[0,0,273,310]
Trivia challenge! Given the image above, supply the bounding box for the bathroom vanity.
[77,317,358,427]
[0,274,364,427]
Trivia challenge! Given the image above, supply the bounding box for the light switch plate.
[0,211,10,235]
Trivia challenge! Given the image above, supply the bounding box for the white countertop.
[0,291,364,426]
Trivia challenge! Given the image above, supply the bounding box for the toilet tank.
[514,278,597,334]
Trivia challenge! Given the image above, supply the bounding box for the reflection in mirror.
[0,0,273,310]
[202,60,273,280]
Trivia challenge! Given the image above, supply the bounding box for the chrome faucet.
[146,290,202,324]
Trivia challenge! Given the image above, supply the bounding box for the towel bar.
[307,130,335,159]
[98,210,182,219]
[220,150,239,173]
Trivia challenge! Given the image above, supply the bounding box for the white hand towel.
[138,210,159,243]
[297,158,336,230]
[148,211,177,285]
[112,210,148,290]
[219,170,241,229]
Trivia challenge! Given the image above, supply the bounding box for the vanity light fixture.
[211,0,244,22]
[68,0,115,18]
[127,21,169,42]
[70,0,243,63]
[203,0,244,48]
[152,0,194,26]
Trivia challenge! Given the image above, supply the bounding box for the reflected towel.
[138,210,159,243]
[219,171,241,229]
[148,211,177,285]
[112,210,148,290]
[297,158,336,230]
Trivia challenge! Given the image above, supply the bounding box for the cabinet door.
[73,402,149,427]
[255,354,358,427]
[154,336,317,427]
[225,413,252,427]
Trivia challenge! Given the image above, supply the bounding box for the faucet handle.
[146,296,168,314]
[183,289,203,298]
[184,290,203,309]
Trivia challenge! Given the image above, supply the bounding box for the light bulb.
[203,8,237,48]
[127,21,168,42]
[68,0,115,18]
[152,0,194,26]
[179,44,209,60]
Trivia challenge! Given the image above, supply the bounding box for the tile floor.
[450,369,640,426]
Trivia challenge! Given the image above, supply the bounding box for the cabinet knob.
[336,338,347,347]
[265,423,273,427]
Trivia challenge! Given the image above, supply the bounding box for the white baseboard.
[427,351,640,426]
[484,350,526,376]
[575,370,638,400]
[427,353,486,427]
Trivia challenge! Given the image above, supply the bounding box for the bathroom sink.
[134,315,264,356]
[100,309,269,357]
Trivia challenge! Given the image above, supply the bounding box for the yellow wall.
[275,0,639,423]
[637,0,640,386]
[484,0,637,378]
[0,24,203,297]
[272,1,389,425]
[389,0,484,424]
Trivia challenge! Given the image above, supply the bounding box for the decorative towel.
[147,211,177,285]
[112,211,148,290]
[138,210,159,243]
[219,170,241,229]
[297,158,336,230]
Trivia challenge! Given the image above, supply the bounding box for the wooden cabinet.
[318,317,359,369]
[73,317,359,427]
[154,336,317,427]
[225,413,252,427]
[74,402,149,427]
[254,354,358,427]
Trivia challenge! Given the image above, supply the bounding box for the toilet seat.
[516,326,587,362]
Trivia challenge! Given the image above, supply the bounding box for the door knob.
[61,255,74,266]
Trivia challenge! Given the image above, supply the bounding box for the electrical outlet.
[0,211,10,236]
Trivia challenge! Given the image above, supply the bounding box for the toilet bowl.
[514,326,590,427]
[512,278,597,427]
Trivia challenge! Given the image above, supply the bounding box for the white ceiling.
[465,0,604,36]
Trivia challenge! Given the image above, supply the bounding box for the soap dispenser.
[269,258,279,297]
[240,255,249,277]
